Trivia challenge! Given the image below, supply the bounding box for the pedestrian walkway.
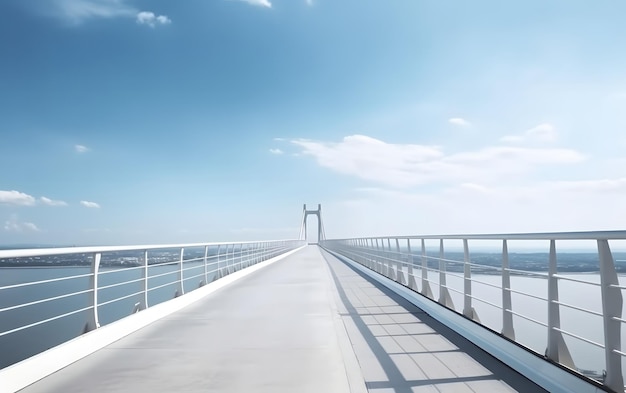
[19,246,544,392]
[320,248,546,392]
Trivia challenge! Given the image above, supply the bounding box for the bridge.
[0,204,624,392]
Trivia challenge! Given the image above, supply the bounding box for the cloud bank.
[291,135,584,188]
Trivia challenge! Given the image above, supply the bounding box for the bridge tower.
[299,204,326,244]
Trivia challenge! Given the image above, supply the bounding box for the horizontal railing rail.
[328,230,626,241]
[321,231,626,393]
[0,239,303,369]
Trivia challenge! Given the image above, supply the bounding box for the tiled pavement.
[18,246,545,393]
[320,248,546,393]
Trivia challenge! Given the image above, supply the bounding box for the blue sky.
[1,0,626,245]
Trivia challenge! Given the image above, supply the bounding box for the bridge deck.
[19,246,544,393]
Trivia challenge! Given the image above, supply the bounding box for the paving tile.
[401,322,436,335]
[373,314,397,325]
[383,323,408,336]
[377,335,405,353]
[435,351,492,378]
[410,353,457,380]
[414,334,457,352]
[390,312,421,324]
[390,353,427,380]
[368,324,389,337]
[392,334,427,353]
[434,381,475,393]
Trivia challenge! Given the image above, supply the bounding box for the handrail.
[321,233,626,393]
[329,230,626,241]
[0,239,301,259]
[0,239,304,369]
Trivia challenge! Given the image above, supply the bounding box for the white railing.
[0,239,303,368]
[322,231,626,393]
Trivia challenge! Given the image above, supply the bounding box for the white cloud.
[501,123,557,144]
[292,135,584,188]
[499,135,524,144]
[136,11,171,27]
[75,144,90,153]
[80,200,101,208]
[269,148,284,155]
[40,197,68,207]
[4,216,40,232]
[548,177,626,193]
[306,0,314,5]
[47,1,170,26]
[274,137,285,142]
[51,0,136,22]
[328,178,626,237]
[526,123,557,142]
[238,0,272,8]
[22,222,40,232]
[448,118,471,127]
[0,190,36,206]
[459,183,491,194]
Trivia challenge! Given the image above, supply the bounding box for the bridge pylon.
[299,204,325,244]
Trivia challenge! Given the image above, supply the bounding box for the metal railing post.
[367,238,373,268]
[241,244,246,269]
[84,252,101,332]
[379,238,386,276]
[406,239,417,290]
[176,248,185,297]
[361,239,366,267]
[141,250,148,310]
[502,240,514,339]
[421,239,433,299]
[242,244,247,268]
[438,239,454,309]
[202,246,209,286]
[237,244,241,270]
[546,240,574,368]
[597,239,624,391]
[231,243,235,272]
[227,244,233,273]
[216,244,222,279]
[375,238,382,274]
[395,238,405,285]
[463,239,479,322]
[386,238,396,280]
